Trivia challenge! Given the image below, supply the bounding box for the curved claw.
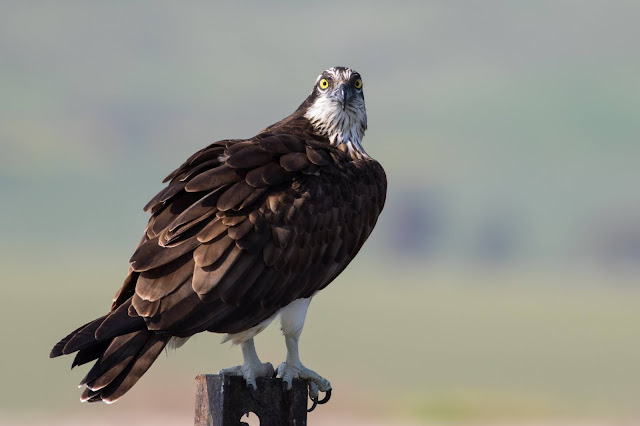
[248,383,257,403]
[307,396,318,412]
[317,389,331,404]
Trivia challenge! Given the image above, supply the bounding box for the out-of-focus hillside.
[1,1,639,424]
[2,1,639,267]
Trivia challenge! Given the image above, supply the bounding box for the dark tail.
[50,300,169,403]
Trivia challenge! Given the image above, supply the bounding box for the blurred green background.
[1,1,639,425]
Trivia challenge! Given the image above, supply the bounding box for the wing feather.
[193,245,243,297]
[114,133,385,340]
[136,254,193,302]
[197,218,227,243]
[228,219,254,240]
[226,145,273,169]
[193,235,234,268]
[280,152,311,171]
[185,166,241,192]
[130,235,200,272]
[217,180,256,211]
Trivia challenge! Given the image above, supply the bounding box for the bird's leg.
[275,298,332,409]
[219,338,274,392]
[277,334,332,403]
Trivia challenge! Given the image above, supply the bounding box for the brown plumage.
[50,67,386,404]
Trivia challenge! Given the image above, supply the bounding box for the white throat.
[304,96,368,158]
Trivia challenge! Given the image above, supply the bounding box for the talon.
[248,383,257,403]
[317,389,331,404]
[307,396,318,412]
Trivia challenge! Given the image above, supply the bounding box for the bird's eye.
[318,78,329,90]
[353,79,363,89]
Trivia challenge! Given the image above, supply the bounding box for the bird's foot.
[219,361,274,393]
[275,361,332,411]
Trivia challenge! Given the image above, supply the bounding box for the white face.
[304,67,368,155]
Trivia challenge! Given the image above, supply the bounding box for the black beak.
[338,84,348,111]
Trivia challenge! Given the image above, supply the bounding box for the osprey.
[50,67,387,410]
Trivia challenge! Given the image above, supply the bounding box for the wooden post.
[194,374,308,426]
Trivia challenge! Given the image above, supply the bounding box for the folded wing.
[113,133,387,337]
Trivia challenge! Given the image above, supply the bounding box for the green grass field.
[2,4,639,423]
[2,247,638,424]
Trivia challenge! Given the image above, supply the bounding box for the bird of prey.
[50,66,387,410]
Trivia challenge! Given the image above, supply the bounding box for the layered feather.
[50,93,386,404]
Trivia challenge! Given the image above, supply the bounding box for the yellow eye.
[318,78,329,90]
[353,78,363,89]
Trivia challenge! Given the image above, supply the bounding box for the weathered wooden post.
[194,374,308,426]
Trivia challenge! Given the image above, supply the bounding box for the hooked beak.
[338,83,348,111]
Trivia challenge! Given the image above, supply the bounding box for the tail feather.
[82,330,169,403]
[100,333,168,403]
[50,315,108,358]
[80,331,149,389]
[95,299,146,341]
[80,387,101,403]
[62,318,109,355]
[51,299,168,402]
[72,340,110,368]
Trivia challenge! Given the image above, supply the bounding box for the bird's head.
[304,66,368,155]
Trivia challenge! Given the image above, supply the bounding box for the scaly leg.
[219,338,274,393]
[275,298,332,410]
